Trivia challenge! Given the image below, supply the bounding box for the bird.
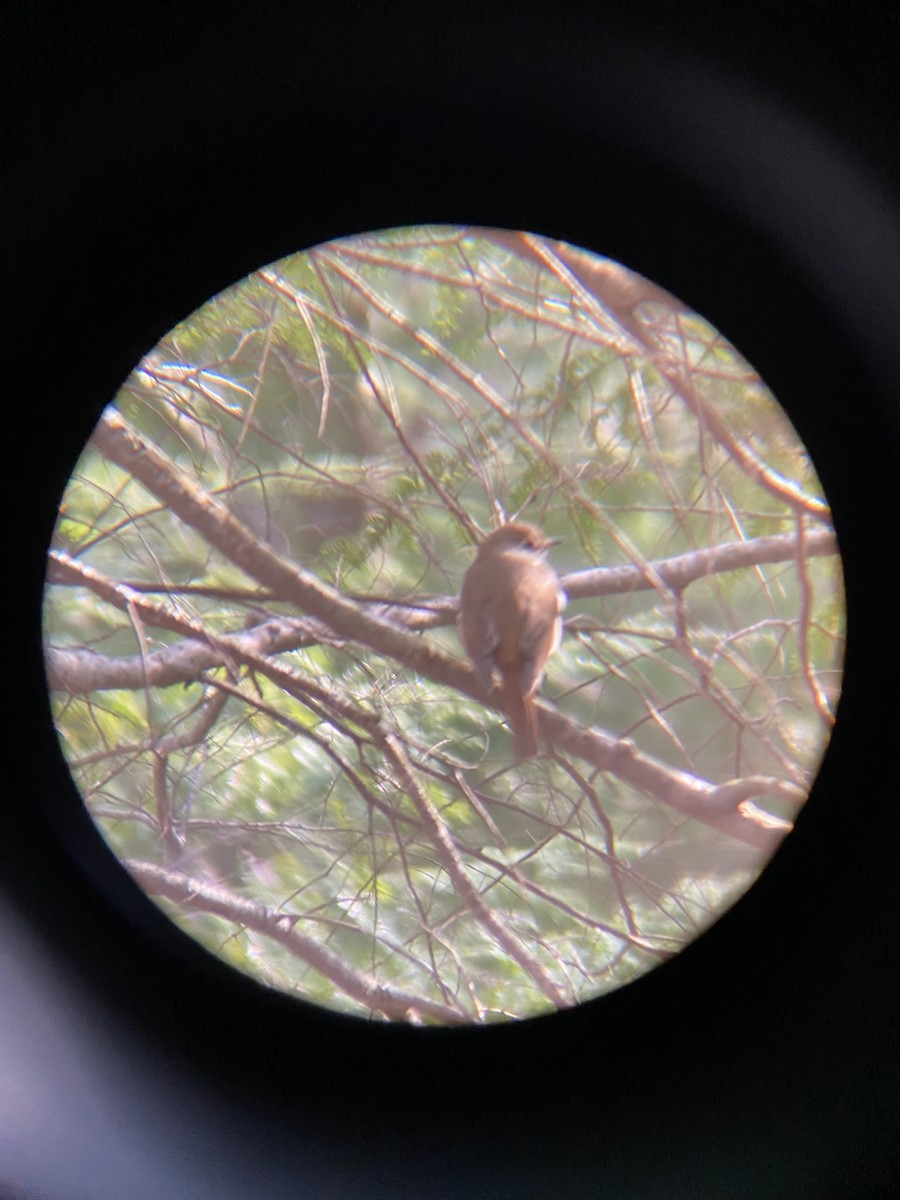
[458,522,565,759]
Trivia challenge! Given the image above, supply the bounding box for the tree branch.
[378,731,571,1009]
[128,860,467,1024]
[50,414,831,852]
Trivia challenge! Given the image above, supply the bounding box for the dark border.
[6,6,900,1198]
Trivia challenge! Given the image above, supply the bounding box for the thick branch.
[536,710,794,851]
[47,554,790,853]
[55,415,810,851]
[48,523,839,641]
[514,235,830,519]
[51,654,788,859]
[563,527,838,600]
[91,410,463,683]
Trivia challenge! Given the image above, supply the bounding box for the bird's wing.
[515,569,564,694]
[458,588,500,689]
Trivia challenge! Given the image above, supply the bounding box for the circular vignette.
[43,225,845,1025]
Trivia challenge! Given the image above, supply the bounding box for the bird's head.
[477,522,560,556]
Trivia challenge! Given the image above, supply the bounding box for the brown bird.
[459,522,566,759]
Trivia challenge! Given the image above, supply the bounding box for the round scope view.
[43,226,844,1024]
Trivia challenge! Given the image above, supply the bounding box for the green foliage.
[43,226,844,1025]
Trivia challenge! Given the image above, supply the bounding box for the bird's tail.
[500,673,539,760]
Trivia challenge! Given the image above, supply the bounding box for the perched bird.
[459,522,565,759]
